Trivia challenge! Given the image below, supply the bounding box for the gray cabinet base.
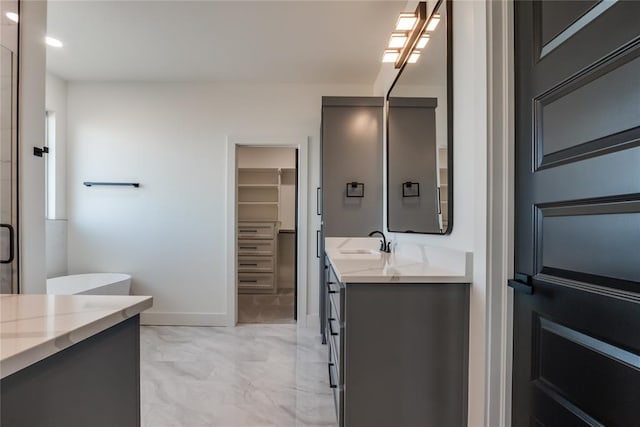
[1,315,141,427]
[343,284,469,427]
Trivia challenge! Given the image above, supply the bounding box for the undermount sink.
[339,249,380,255]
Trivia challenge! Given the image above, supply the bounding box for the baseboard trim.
[140,312,228,326]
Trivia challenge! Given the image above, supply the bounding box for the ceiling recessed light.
[382,50,400,63]
[426,13,440,32]
[45,36,63,48]
[5,12,18,23]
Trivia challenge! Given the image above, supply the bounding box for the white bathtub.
[46,273,132,296]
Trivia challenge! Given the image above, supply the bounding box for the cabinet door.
[322,100,383,237]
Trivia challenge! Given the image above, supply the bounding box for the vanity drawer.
[237,256,274,273]
[328,317,344,385]
[238,222,275,240]
[237,273,275,292]
[237,239,274,256]
[328,269,344,322]
[328,350,344,427]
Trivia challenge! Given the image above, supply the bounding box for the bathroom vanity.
[0,294,152,427]
[323,238,471,426]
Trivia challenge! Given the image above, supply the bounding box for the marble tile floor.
[238,288,295,324]
[141,324,337,427]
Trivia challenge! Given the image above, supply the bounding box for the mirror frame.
[385,0,453,235]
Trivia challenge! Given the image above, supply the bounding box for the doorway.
[232,144,304,325]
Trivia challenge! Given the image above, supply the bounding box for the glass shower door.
[0,45,18,294]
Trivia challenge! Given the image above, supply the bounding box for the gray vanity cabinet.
[319,96,384,342]
[325,255,470,427]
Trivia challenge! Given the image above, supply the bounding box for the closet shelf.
[238,184,279,188]
[238,201,278,205]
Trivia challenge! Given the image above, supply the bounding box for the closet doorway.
[235,146,298,324]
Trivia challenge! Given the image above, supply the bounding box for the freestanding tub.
[46,273,132,295]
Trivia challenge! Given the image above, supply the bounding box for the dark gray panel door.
[513,1,640,426]
[322,103,383,237]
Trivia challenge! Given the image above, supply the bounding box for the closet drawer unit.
[237,273,275,292]
[237,239,274,256]
[238,222,276,240]
[237,256,274,273]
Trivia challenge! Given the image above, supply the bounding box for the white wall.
[66,82,371,325]
[45,72,67,219]
[45,72,68,278]
[374,1,488,426]
[19,0,47,293]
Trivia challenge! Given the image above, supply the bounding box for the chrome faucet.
[368,230,391,253]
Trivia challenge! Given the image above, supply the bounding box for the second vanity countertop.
[0,294,153,379]
[325,237,472,284]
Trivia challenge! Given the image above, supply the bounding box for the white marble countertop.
[0,294,153,379]
[325,237,472,284]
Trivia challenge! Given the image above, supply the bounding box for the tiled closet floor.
[140,324,337,427]
[238,288,295,324]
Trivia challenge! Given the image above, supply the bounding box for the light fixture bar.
[394,2,427,68]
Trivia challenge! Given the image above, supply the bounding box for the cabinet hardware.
[33,146,49,157]
[345,182,365,198]
[239,280,258,283]
[507,273,533,294]
[0,224,15,264]
[328,319,339,336]
[239,263,258,266]
[241,230,258,233]
[328,363,337,389]
[239,246,258,249]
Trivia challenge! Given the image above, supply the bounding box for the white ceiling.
[46,0,407,83]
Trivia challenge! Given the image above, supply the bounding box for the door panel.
[513,1,640,425]
[539,1,599,47]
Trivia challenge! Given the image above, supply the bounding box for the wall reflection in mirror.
[387,0,451,234]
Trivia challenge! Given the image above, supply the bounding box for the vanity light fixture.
[408,51,421,64]
[382,49,401,63]
[5,12,18,23]
[382,2,443,68]
[383,2,427,68]
[395,12,418,31]
[426,13,441,32]
[45,36,63,48]
[416,34,430,49]
[388,32,408,49]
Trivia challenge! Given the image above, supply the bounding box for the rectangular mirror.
[387,0,452,234]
